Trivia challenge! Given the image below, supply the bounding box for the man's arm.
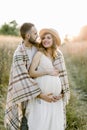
[53,50,70,105]
[11,50,41,103]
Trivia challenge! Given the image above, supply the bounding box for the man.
[4,23,59,130]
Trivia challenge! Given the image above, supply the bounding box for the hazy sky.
[0,0,87,39]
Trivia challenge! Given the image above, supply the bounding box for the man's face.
[29,26,38,44]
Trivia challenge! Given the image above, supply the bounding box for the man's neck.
[24,41,33,48]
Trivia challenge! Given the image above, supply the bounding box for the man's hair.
[20,23,34,39]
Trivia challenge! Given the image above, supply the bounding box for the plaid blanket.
[53,49,70,106]
[4,42,41,130]
[4,43,70,130]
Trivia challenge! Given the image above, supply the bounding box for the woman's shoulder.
[34,51,43,58]
[36,51,43,55]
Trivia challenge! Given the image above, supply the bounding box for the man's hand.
[53,93,64,102]
[47,68,59,76]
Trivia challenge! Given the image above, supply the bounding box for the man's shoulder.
[13,43,24,56]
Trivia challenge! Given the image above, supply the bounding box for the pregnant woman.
[26,28,70,130]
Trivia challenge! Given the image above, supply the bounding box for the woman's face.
[41,34,53,48]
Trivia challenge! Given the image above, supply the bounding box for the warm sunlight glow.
[0,0,87,40]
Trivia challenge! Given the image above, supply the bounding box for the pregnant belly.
[35,75,62,96]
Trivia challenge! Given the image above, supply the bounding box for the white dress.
[26,54,65,130]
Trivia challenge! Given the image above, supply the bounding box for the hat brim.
[39,28,61,46]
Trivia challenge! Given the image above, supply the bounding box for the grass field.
[0,35,87,130]
[60,41,87,130]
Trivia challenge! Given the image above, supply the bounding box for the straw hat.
[39,28,61,46]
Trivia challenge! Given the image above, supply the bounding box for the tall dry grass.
[61,41,87,93]
[0,35,21,129]
[0,35,87,130]
[60,41,87,130]
[0,35,21,85]
[0,35,21,47]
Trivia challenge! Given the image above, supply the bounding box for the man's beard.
[29,37,37,45]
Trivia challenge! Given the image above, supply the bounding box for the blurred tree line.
[0,20,20,36]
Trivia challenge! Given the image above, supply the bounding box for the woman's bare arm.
[29,51,48,78]
[29,51,59,78]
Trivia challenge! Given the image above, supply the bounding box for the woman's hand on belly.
[53,93,64,101]
[38,93,60,102]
